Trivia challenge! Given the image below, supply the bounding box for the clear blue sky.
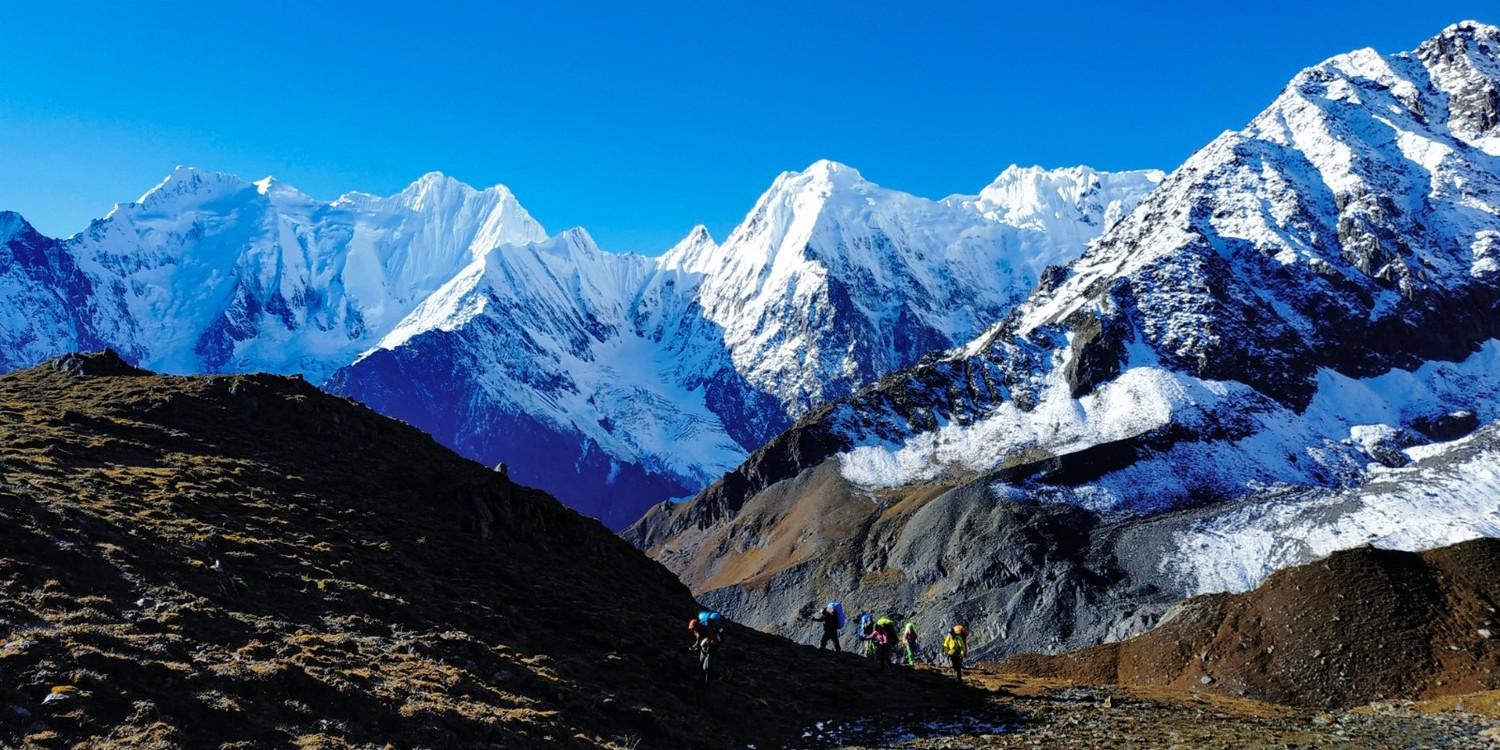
[0,2,1488,253]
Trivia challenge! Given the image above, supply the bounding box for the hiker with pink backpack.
[864,615,899,671]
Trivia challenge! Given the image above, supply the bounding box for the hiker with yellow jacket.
[942,625,969,683]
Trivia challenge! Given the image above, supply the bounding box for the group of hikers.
[686,604,970,684]
[810,601,970,682]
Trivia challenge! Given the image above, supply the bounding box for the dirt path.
[800,667,1500,749]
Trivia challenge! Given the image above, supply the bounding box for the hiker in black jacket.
[810,605,842,652]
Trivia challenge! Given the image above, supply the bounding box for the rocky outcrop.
[1060,298,1130,398]
[44,350,148,378]
[1413,410,1481,441]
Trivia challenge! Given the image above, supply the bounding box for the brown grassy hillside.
[0,352,972,749]
[998,540,1500,709]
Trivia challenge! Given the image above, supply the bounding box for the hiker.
[868,616,899,670]
[901,621,920,666]
[688,613,720,652]
[943,625,969,683]
[857,611,877,658]
[810,601,844,652]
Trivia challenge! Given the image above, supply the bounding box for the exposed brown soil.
[0,352,975,749]
[997,540,1500,709]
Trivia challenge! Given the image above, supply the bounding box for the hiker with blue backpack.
[695,610,725,642]
[688,610,726,686]
[856,611,877,658]
[810,601,844,651]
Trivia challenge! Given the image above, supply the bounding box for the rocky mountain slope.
[0,351,972,749]
[630,20,1500,654]
[0,160,1159,527]
[999,538,1500,710]
[631,419,1500,664]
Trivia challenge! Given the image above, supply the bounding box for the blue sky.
[0,2,1488,253]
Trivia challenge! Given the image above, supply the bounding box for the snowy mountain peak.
[754,160,872,208]
[949,164,1164,240]
[0,210,34,241]
[799,158,865,183]
[544,226,602,258]
[1436,19,1500,41]
[134,166,251,211]
[397,170,518,209]
[683,223,714,244]
[657,224,719,273]
[251,175,315,203]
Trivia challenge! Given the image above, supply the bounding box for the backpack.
[858,612,874,635]
[698,610,724,633]
[903,622,918,647]
[828,601,845,629]
[943,632,968,658]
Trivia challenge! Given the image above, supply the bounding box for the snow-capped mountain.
[835,18,1500,500]
[322,229,750,530]
[328,161,1160,526]
[644,160,1163,414]
[629,21,1500,652]
[0,160,1157,526]
[0,167,547,381]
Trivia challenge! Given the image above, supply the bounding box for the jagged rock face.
[0,163,1159,527]
[631,21,1500,651]
[1076,22,1500,385]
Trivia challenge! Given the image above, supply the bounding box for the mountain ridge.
[0,159,1161,526]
